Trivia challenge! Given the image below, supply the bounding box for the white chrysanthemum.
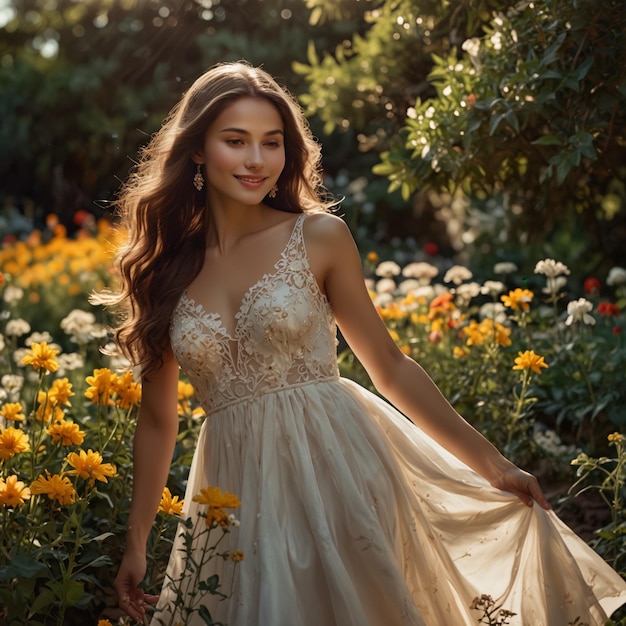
[3,286,24,305]
[443,265,473,285]
[25,331,53,346]
[479,302,507,323]
[606,266,626,287]
[5,319,31,337]
[565,298,595,326]
[398,279,421,295]
[374,261,401,278]
[542,276,568,296]
[1,374,24,395]
[401,262,439,281]
[13,348,29,368]
[60,309,107,344]
[493,262,518,275]
[480,280,507,297]
[455,282,481,305]
[534,258,571,278]
[375,278,397,294]
[412,285,436,300]
[373,293,393,308]
[56,353,85,377]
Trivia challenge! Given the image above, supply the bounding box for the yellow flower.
[0,427,30,459]
[608,432,625,444]
[463,319,512,347]
[48,377,74,406]
[453,346,468,358]
[66,449,116,483]
[192,485,241,526]
[158,487,184,516]
[30,472,77,505]
[230,550,245,562]
[47,420,85,446]
[0,475,31,507]
[21,342,60,373]
[366,251,379,263]
[501,288,534,312]
[98,620,113,626]
[84,368,117,406]
[113,370,142,409]
[0,402,26,422]
[35,396,64,423]
[512,350,549,375]
[178,381,195,399]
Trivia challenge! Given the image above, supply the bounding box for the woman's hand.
[114,549,159,623]
[490,465,552,510]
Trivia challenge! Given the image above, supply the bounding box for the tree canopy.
[298,0,626,267]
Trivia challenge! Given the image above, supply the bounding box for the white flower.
[1,374,24,401]
[461,37,481,58]
[0,336,4,352]
[373,293,393,308]
[455,282,481,305]
[534,258,571,278]
[5,319,31,337]
[25,331,53,346]
[493,262,518,275]
[412,285,435,300]
[3,286,24,305]
[375,261,401,278]
[13,348,29,368]
[443,265,473,285]
[375,278,397,294]
[57,352,85,376]
[398,279,421,295]
[401,262,439,282]
[542,276,568,296]
[479,302,507,323]
[606,266,626,287]
[565,298,596,326]
[480,280,507,297]
[60,309,107,344]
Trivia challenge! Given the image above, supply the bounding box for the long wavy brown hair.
[96,61,332,380]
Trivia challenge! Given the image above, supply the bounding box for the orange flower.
[31,472,77,505]
[47,420,85,446]
[113,371,142,409]
[0,402,26,422]
[0,475,31,507]
[192,485,241,526]
[21,342,59,373]
[512,350,549,375]
[66,449,116,483]
[158,487,184,516]
[84,368,117,406]
[0,427,30,459]
[501,288,534,312]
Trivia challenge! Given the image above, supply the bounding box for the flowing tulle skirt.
[151,378,626,626]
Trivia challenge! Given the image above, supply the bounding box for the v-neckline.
[181,214,305,339]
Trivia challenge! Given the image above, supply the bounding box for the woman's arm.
[114,350,181,622]
[305,213,551,509]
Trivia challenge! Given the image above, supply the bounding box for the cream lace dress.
[152,214,626,626]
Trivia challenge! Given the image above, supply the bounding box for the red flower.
[423,242,439,256]
[598,301,620,317]
[584,277,601,296]
[614,326,622,336]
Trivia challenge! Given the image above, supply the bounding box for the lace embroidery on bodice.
[170,214,340,414]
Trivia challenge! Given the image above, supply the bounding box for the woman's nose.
[244,145,263,169]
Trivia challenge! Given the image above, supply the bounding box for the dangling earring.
[193,164,204,191]
[268,184,278,199]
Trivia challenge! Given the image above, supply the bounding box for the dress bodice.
[170,214,340,414]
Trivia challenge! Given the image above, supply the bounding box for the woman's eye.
[265,141,282,148]
[226,138,243,145]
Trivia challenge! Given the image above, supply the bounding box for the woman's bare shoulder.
[304,211,352,245]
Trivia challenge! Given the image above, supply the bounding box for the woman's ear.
[191,153,204,165]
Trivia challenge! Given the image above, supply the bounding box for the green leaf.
[0,554,47,579]
[532,135,563,146]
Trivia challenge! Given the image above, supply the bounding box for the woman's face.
[195,96,285,209]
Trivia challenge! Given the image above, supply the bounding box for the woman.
[107,61,626,625]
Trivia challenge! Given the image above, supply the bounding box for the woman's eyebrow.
[218,127,284,136]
